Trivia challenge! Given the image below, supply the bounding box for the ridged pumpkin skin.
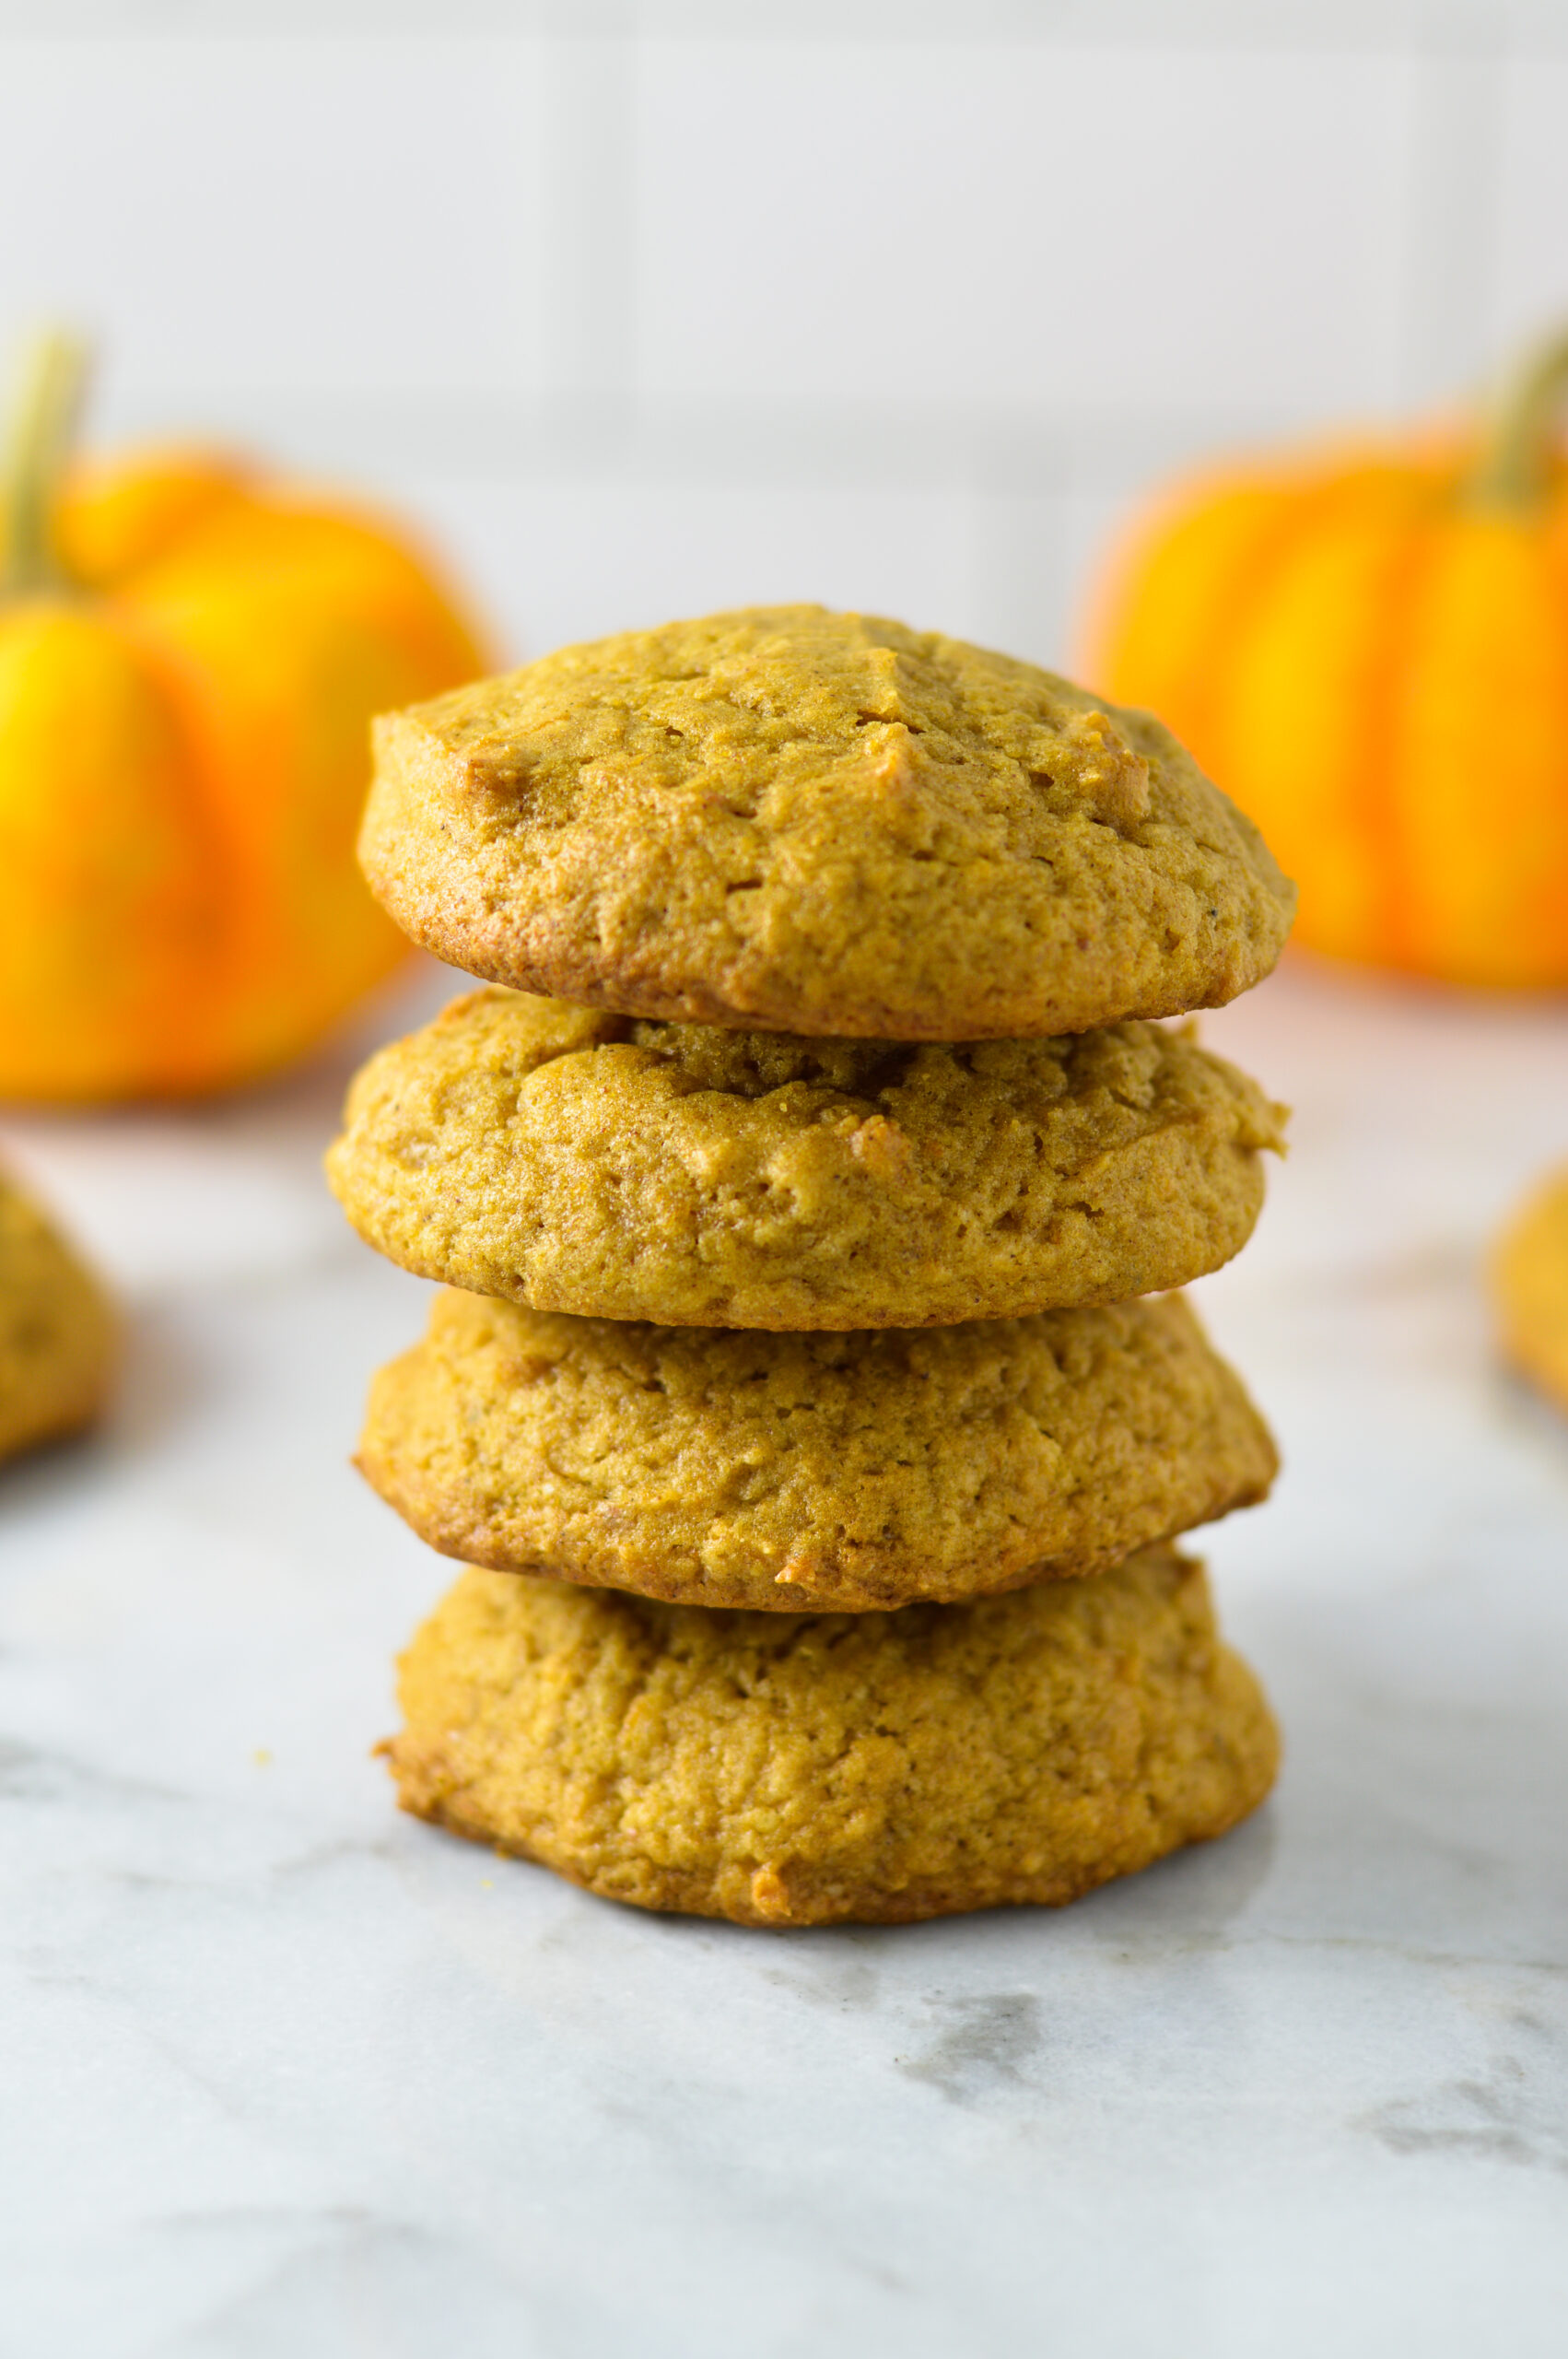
[1087,432,1568,990]
[0,448,487,1101]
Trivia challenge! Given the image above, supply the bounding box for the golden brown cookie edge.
[382,1557,1281,1927]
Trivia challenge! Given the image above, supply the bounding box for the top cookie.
[361,606,1294,1039]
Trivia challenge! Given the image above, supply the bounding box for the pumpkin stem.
[0,328,89,600]
[1468,325,1568,511]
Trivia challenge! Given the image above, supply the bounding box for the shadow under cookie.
[384,1545,1280,1928]
[358,1289,1277,1610]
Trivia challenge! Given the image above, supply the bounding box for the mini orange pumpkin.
[0,333,489,1101]
[1085,331,1568,990]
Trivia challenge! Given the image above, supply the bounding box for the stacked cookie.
[1493,1166,1568,1415]
[0,1164,115,1465]
[328,607,1294,1928]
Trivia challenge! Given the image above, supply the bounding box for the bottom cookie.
[385,1545,1278,1927]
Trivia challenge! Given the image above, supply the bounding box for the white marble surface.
[3,957,1567,2359]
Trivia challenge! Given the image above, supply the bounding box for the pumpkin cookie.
[0,1168,115,1463]
[360,606,1295,1040]
[326,990,1285,1329]
[386,1545,1279,1926]
[1493,1166,1568,1412]
[360,1289,1276,1609]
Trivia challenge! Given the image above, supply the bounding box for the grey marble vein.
[3,961,1568,2358]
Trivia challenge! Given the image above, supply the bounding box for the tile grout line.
[1396,2,1511,410]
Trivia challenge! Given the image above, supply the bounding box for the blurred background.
[6,14,1568,2350]
[6,0,1563,674]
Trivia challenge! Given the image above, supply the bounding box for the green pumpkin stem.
[0,329,89,600]
[1468,325,1568,511]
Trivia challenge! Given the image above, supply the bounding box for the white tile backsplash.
[398,473,977,663]
[0,39,550,396]
[633,41,1412,413]
[0,8,1548,671]
[1491,51,1568,363]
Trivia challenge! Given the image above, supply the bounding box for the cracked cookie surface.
[360,606,1295,1039]
[360,1288,1277,1608]
[386,1545,1279,1926]
[326,990,1286,1328]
